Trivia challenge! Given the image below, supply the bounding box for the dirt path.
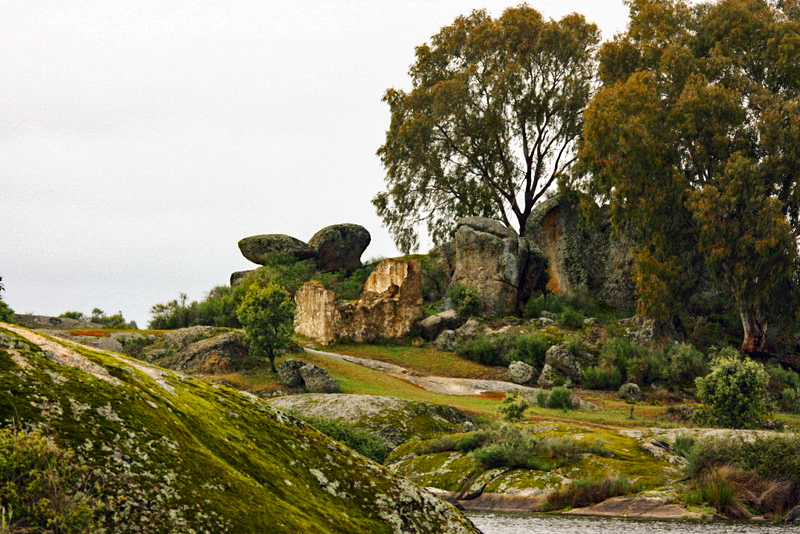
[305,347,542,397]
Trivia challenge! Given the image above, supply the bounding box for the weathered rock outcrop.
[299,363,340,393]
[0,322,479,533]
[238,234,318,265]
[419,310,466,341]
[158,331,249,374]
[269,394,473,447]
[508,361,536,384]
[277,358,307,387]
[525,194,636,309]
[295,259,423,345]
[450,217,544,316]
[308,223,371,274]
[295,281,342,345]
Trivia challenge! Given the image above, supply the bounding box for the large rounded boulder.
[308,223,371,273]
[238,234,317,265]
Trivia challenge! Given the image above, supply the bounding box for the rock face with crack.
[450,217,536,316]
[0,322,480,534]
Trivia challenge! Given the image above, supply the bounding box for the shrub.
[695,348,770,428]
[580,365,623,390]
[298,415,392,463]
[599,337,643,383]
[690,434,800,484]
[692,465,797,518]
[667,342,708,386]
[546,386,575,410]
[627,351,669,387]
[498,393,530,422]
[456,334,502,365]
[543,476,640,511]
[0,277,14,323]
[558,307,585,329]
[118,336,150,360]
[0,428,99,533]
[524,293,564,318]
[448,282,482,316]
[504,333,550,368]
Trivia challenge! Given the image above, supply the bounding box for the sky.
[1,0,632,327]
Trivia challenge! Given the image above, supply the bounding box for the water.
[467,512,800,534]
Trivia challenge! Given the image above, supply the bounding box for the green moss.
[0,326,478,534]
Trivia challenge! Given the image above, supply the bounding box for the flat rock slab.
[564,497,702,519]
[438,492,547,513]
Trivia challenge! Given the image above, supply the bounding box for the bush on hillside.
[447,282,482,316]
[695,348,770,429]
[456,334,501,365]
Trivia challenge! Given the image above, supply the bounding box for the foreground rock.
[269,394,473,447]
[0,322,479,534]
[295,258,423,344]
[308,223,371,274]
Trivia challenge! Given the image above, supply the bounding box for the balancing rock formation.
[237,223,371,274]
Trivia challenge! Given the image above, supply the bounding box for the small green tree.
[0,277,14,323]
[499,393,530,422]
[695,348,770,429]
[236,282,296,373]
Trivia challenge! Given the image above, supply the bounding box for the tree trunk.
[740,309,768,355]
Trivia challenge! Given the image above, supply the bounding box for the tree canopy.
[374,6,600,253]
[236,281,296,373]
[577,0,800,353]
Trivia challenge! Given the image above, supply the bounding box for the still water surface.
[467,512,800,534]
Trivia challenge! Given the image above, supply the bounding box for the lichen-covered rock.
[434,330,457,352]
[163,325,218,350]
[544,344,581,379]
[299,364,339,393]
[0,322,479,534]
[454,318,486,341]
[157,331,248,374]
[420,310,465,341]
[269,394,473,447]
[277,358,307,387]
[295,259,423,345]
[537,363,574,388]
[230,269,255,287]
[618,382,643,403]
[450,217,528,316]
[308,223,371,273]
[508,361,536,384]
[525,193,636,309]
[238,234,318,265]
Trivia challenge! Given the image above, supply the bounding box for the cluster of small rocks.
[277,359,339,393]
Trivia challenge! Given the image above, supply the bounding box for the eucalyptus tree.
[578,0,800,353]
[374,6,600,253]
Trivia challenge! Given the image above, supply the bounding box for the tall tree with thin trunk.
[374,6,600,253]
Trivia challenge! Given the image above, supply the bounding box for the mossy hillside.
[0,324,479,534]
[386,422,685,497]
[268,393,473,447]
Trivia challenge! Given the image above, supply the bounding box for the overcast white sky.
[1,0,631,326]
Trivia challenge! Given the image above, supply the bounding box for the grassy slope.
[0,325,478,534]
